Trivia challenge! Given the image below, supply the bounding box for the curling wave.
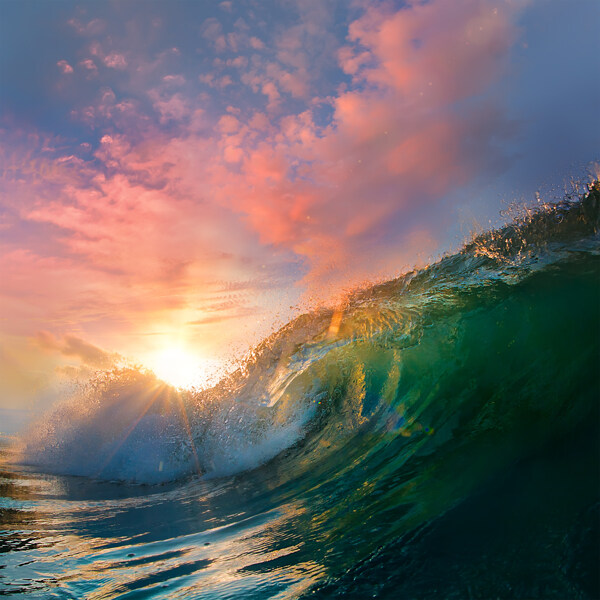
[18,183,600,490]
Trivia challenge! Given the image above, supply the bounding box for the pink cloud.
[68,17,106,36]
[249,36,265,50]
[57,60,74,74]
[218,75,233,89]
[223,145,243,163]
[266,62,309,98]
[201,17,228,53]
[78,59,98,76]
[149,92,190,123]
[261,81,280,110]
[85,42,129,72]
[103,52,127,69]
[343,0,516,107]
[199,73,233,90]
[163,74,186,86]
[227,56,248,69]
[217,114,240,134]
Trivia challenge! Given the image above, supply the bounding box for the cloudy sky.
[0,0,598,417]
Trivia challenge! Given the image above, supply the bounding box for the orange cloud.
[36,331,118,368]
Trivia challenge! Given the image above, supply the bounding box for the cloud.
[68,17,106,36]
[342,0,516,106]
[187,302,260,326]
[184,0,522,291]
[149,91,191,123]
[163,74,186,86]
[249,37,265,50]
[201,17,228,53]
[36,331,119,368]
[103,52,127,69]
[57,60,74,74]
[78,59,98,76]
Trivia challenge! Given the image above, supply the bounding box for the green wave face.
[223,184,599,590]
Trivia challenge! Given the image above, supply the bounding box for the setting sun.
[147,347,214,390]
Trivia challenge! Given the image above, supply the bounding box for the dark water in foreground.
[1,185,599,598]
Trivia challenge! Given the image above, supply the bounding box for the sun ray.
[175,389,202,477]
[94,382,168,479]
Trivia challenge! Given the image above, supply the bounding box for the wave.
[16,181,600,492]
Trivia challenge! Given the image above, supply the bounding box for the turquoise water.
[1,184,599,598]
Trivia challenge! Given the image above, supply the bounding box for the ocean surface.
[1,184,599,599]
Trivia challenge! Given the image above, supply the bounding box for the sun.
[148,347,211,389]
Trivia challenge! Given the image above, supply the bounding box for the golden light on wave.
[147,346,216,390]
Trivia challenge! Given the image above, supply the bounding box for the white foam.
[18,367,314,484]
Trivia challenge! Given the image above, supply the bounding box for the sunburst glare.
[147,346,216,390]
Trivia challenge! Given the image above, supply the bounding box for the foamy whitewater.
[1,183,599,598]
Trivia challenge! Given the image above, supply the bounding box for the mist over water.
[1,183,599,598]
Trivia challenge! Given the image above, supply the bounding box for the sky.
[0,0,598,420]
